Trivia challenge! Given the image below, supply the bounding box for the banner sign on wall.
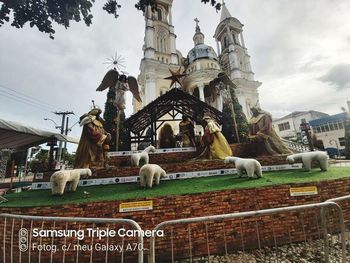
[119,200,153,212]
[290,186,318,196]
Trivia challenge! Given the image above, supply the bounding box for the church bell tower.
[136,0,182,111]
[214,2,261,118]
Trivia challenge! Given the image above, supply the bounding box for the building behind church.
[273,110,329,141]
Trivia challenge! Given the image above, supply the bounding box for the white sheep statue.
[130,145,156,167]
[139,164,166,188]
[286,151,329,172]
[224,156,262,178]
[50,168,92,195]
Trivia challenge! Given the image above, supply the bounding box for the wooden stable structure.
[124,88,224,147]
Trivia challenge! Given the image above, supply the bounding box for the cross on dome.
[194,17,201,33]
[194,18,199,27]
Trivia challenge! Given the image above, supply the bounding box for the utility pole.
[64,116,70,150]
[54,111,74,162]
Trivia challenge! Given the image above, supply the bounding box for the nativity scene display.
[72,16,295,171]
[65,61,322,196]
[72,60,297,175]
[58,14,322,194]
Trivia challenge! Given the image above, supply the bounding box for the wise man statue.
[74,108,111,168]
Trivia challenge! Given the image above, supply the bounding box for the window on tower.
[157,28,168,53]
[223,36,228,49]
[157,9,162,21]
[160,39,163,52]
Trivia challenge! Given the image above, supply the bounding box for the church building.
[135,0,261,119]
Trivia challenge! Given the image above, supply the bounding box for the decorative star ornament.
[164,67,187,89]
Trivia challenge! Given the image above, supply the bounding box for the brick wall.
[1,177,350,262]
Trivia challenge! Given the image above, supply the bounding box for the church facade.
[135,0,261,119]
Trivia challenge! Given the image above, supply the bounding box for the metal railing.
[327,195,350,204]
[326,195,350,261]
[281,138,311,152]
[149,201,346,263]
[0,213,144,263]
[2,196,350,263]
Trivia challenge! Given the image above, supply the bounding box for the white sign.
[108,147,196,157]
[31,164,303,190]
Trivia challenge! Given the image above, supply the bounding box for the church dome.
[187,44,218,64]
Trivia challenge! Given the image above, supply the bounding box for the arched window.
[157,27,168,53]
[223,36,228,49]
[157,9,162,21]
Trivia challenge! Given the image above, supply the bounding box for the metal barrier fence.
[2,196,350,263]
[149,201,347,263]
[326,195,350,262]
[0,213,144,263]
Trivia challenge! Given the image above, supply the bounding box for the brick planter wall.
[1,178,350,262]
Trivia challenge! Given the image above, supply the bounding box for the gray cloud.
[319,64,350,90]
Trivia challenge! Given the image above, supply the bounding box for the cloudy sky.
[1,0,350,144]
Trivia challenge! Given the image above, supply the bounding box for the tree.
[29,149,49,172]
[222,87,249,143]
[62,149,76,166]
[0,0,221,39]
[102,87,130,151]
[103,87,118,151]
[34,149,49,162]
[118,110,131,151]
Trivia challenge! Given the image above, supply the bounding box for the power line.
[0,84,65,112]
[0,90,51,113]
[0,84,81,120]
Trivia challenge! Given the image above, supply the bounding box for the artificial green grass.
[1,167,350,208]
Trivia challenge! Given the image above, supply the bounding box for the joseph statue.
[249,107,292,155]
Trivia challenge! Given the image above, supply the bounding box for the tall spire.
[220,1,232,22]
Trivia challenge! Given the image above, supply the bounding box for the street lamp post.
[43,118,61,130]
[44,118,61,162]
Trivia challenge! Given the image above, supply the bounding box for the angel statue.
[208,72,235,103]
[96,68,142,150]
[96,68,142,110]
